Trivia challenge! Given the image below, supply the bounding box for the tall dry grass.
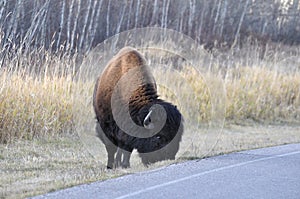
[0,48,76,143]
[225,66,300,123]
[152,45,300,126]
[0,42,300,144]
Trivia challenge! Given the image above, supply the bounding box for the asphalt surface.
[32,143,300,199]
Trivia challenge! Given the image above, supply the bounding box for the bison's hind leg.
[96,123,118,169]
[115,147,133,168]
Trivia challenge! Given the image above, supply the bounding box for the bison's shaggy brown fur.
[93,47,183,169]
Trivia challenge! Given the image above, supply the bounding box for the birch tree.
[151,0,158,25]
[56,0,66,50]
[232,0,250,48]
[79,0,92,51]
[87,0,104,51]
[135,0,141,28]
[70,0,82,51]
[126,0,134,29]
[66,0,75,46]
[106,0,111,37]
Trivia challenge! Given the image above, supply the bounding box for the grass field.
[0,41,300,198]
[1,125,299,198]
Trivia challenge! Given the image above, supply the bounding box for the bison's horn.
[143,110,154,129]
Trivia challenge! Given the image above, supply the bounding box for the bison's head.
[135,101,183,165]
[139,103,167,131]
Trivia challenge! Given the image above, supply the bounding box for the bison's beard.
[137,123,183,165]
[133,102,183,165]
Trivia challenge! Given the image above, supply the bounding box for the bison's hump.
[93,46,156,122]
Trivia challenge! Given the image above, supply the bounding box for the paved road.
[32,143,300,199]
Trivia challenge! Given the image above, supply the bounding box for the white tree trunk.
[106,0,111,37]
[57,0,66,50]
[40,0,50,47]
[87,0,104,51]
[188,0,196,36]
[135,0,141,28]
[151,0,158,25]
[213,0,222,34]
[0,0,7,21]
[197,2,206,42]
[67,0,76,45]
[116,0,127,34]
[127,0,134,29]
[161,0,166,28]
[71,0,82,51]
[220,0,228,36]
[79,0,92,50]
[164,0,171,28]
[232,0,250,48]
[85,0,99,51]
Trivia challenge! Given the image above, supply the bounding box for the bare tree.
[66,0,75,46]
[126,0,134,29]
[0,0,7,22]
[135,0,141,28]
[79,0,92,51]
[151,0,159,25]
[56,0,66,50]
[188,0,196,36]
[1,0,300,55]
[116,0,127,34]
[87,0,104,51]
[219,0,228,36]
[232,0,250,48]
[85,0,100,51]
[70,0,82,51]
[106,0,111,37]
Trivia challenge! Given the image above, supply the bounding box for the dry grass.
[225,66,300,123]
[1,42,299,143]
[152,61,300,126]
[0,41,300,198]
[0,135,122,198]
[0,71,74,143]
[0,126,299,198]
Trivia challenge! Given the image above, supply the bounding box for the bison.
[93,47,183,169]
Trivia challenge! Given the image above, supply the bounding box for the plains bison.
[93,47,183,169]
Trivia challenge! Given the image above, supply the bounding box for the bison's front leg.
[115,147,122,168]
[122,149,132,168]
